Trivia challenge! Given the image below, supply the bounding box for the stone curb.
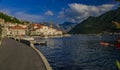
[13,38,52,70]
[30,42,52,70]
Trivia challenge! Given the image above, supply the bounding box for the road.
[0,38,47,70]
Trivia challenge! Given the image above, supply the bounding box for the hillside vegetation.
[0,12,29,24]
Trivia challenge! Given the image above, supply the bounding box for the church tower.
[50,21,53,28]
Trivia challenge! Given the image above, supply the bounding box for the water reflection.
[35,34,120,70]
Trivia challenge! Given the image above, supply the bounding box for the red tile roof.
[10,26,25,29]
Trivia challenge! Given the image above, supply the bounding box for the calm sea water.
[35,34,120,70]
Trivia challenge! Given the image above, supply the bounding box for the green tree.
[0,12,23,24]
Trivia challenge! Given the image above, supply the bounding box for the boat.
[44,36,48,38]
[34,41,47,45]
[63,34,71,37]
[21,36,34,41]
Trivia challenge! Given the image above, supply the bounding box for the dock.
[0,38,52,70]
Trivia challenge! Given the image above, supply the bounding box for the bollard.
[30,41,34,47]
[0,41,1,45]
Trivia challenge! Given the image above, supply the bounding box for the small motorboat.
[21,36,34,41]
[34,41,47,45]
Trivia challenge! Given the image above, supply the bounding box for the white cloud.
[45,10,53,16]
[59,3,114,23]
[58,11,64,18]
[0,9,42,22]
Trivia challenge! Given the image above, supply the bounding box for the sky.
[0,0,118,24]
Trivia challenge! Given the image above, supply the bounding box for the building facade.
[31,24,63,36]
[8,26,26,37]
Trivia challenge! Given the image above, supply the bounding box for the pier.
[0,38,52,70]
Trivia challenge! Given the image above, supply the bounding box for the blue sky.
[0,0,118,23]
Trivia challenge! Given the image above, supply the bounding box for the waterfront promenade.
[0,38,48,70]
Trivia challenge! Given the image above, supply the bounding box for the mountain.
[69,8,120,34]
[59,22,77,33]
[40,22,77,33]
[39,22,61,29]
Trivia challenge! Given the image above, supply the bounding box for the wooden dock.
[0,38,51,70]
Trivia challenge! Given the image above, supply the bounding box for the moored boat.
[21,36,34,41]
[34,41,47,45]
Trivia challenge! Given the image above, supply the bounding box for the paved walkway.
[0,38,47,70]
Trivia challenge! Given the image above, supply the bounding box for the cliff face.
[69,8,120,34]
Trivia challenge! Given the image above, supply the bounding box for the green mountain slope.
[0,12,28,24]
[69,8,120,34]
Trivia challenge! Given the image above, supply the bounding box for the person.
[99,39,120,50]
